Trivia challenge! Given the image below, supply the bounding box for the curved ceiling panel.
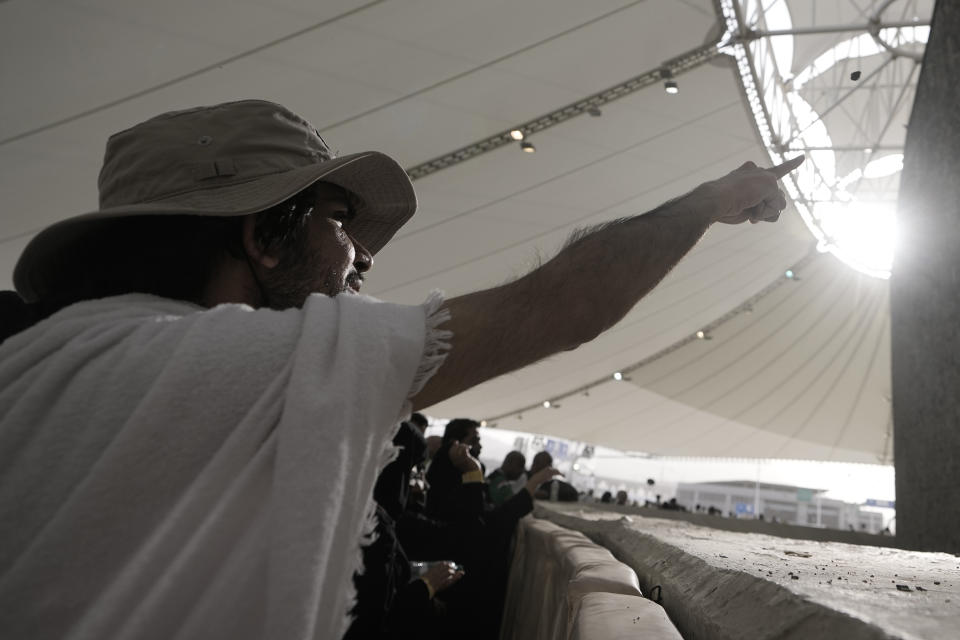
[0,0,908,462]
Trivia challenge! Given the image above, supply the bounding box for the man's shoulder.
[1,295,195,345]
[56,294,203,323]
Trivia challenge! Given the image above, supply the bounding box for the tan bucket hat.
[14,99,417,302]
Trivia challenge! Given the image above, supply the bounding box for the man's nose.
[350,234,373,273]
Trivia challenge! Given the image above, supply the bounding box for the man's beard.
[258,247,343,309]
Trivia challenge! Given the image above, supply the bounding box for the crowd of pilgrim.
[346,415,566,639]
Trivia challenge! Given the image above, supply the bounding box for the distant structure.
[675,481,883,533]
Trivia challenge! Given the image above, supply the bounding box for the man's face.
[466,427,481,458]
[259,183,373,307]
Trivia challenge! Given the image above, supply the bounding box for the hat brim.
[14,151,416,301]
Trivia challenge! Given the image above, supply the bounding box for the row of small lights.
[541,370,627,410]
[508,73,679,154]
[489,266,801,423]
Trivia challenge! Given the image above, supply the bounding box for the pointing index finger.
[768,155,805,179]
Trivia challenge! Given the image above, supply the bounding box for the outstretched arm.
[412,157,803,410]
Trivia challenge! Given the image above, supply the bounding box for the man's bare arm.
[411,157,803,410]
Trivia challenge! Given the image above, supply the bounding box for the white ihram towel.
[0,291,450,640]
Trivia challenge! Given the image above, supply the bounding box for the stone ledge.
[567,501,900,548]
[536,503,960,640]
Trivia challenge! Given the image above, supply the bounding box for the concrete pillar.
[891,0,960,553]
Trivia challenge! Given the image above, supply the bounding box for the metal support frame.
[406,1,928,182]
[406,41,725,180]
[750,19,927,38]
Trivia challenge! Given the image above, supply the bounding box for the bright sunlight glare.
[733,0,930,279]
[814,202,899,278]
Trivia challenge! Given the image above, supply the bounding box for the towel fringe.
[346,291,452,633]
[407,290,452,399]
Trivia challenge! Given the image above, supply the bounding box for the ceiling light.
[520,141,536,153]
[613,372,623,381]
[480,420,487,427]
[785,269,795,279]
[509,129,524,141]
[696,330,706,339]
[659,68,678,94]
[542,400,552,408]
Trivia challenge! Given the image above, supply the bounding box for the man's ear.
[241,215,279,269]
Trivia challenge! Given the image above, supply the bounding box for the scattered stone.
[916,586,927,592]
[896,584,911,592]
[784,550,812,558]
[791,575,799,580]
[934,581,941,585]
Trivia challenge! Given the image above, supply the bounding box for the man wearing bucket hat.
[0,98,802,639]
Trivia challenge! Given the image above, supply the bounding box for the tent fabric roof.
[0,0,903,462]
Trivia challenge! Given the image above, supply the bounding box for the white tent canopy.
[1,0,928,463]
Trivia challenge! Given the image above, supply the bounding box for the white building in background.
[675,481,885,533]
